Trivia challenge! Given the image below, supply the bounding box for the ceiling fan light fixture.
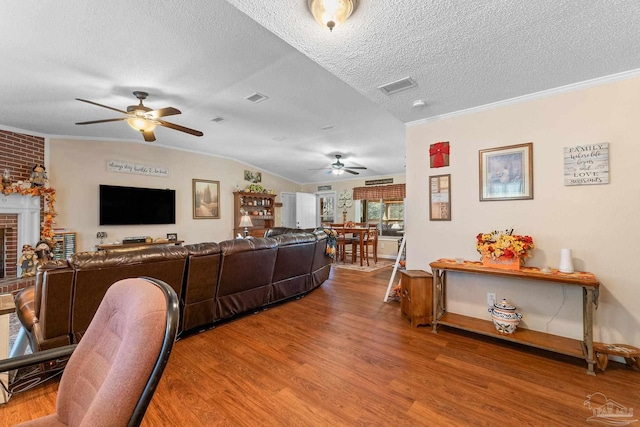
[331,169,345,175]
[127,116,156,133]
[75,92,203,141]
[308,0,356,31]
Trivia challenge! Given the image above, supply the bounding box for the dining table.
[332,226,368,266]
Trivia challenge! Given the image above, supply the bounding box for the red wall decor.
[429,141,450,168]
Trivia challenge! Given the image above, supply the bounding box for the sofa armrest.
[31,321,72,351]
[15,286,37,333]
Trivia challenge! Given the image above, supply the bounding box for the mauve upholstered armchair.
[0,277,179,426]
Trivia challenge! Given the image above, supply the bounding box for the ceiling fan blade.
[75,98,129,115]
[142,130,156,142]
[157,119,204,137]
[309,167,333,170]
[149,107,181,118]
[75,118,127,125]
[345,169,360,175]
[344,166,366,169]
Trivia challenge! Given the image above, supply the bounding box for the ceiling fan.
[75,91,204,142]
[310,154,367,175]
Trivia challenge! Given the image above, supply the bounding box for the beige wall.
[48,138,299,251]
[406,76,640,346]
[301,174,406,259]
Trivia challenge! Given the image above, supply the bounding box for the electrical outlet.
[487,292,496,307]
[380,242,385,249]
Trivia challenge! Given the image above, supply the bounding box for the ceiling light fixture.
[127,116,156,133]
[125,93,158,133]
[307,0,356,32]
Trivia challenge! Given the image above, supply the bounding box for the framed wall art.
[193,179,220,219]
[479,142,533,201]
[244,170,262,183]
[429,174,451,220]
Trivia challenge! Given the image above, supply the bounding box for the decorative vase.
[488,299,522,334]
[482,255,520,271]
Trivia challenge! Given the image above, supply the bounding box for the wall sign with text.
[563,143,609,186]
[106,160,169,177]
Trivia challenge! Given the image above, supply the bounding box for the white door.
[295,192,317,229]
[281,192,296,228]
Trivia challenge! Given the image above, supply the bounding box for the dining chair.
[363,225,379,266]
[330,223,356,263]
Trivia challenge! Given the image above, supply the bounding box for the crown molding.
[407,68,640,127]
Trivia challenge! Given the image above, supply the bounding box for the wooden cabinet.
[429,259,600,374]
[400,269,433,327]
[233,192,276,238]
[52,231,76,260]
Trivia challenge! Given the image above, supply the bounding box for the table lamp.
[239,214,253,237]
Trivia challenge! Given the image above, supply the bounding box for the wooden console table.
[429,258,600,375]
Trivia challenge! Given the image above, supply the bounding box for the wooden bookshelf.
[233,192,276,238]
[52,231,76,260]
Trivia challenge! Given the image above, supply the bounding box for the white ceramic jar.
[488,299,522,334]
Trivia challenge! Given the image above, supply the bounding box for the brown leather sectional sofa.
[15,229,332,352]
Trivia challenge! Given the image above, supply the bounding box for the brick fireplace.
[0,218,18,278]
[0,129,45,294]
[0,194,41,287]
[0,227,5,278]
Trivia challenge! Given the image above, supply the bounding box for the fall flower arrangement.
[2,183,57,240]
[476,229,534,260]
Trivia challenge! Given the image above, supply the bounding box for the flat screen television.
[99,185,176,225]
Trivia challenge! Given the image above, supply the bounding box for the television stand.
[96,240,183,250]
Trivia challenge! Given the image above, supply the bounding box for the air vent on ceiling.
[210,117,225,123]
[245,92,269,103]
[378,77,417,95]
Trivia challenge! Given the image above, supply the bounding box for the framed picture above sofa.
[193,179,220,219]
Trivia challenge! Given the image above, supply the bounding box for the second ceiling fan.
[75,91,203,142]
[311,154,367,175]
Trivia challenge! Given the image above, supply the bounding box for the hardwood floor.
[1,267,639,426]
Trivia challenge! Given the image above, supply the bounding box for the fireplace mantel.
[0,193,40,277]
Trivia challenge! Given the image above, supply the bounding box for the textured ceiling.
[1,1,639,184]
